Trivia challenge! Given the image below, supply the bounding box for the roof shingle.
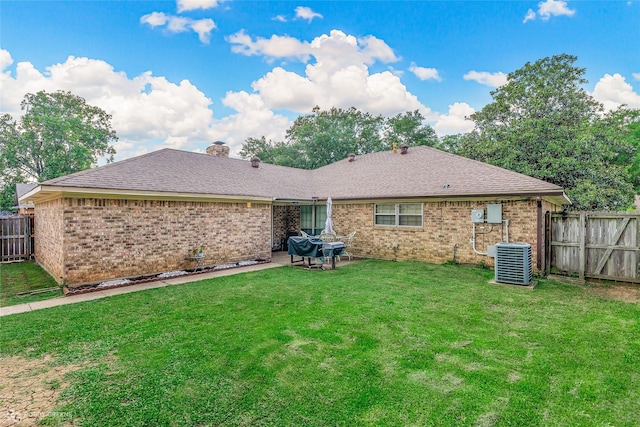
[31,146,567,203]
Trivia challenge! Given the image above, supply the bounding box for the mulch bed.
[63,258,271,296]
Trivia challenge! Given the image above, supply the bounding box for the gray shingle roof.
[41,149,313,200]
[29,146,567,203]
[311,146,565,200]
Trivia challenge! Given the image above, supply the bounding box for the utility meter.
[471,209,485,223]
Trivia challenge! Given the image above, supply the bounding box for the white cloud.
[0,26,451,162]
[176,0,222,13]
[633,72,640,81]
[272,15,287,22]
[228,29,433,119]
[538,0,576,20]
[592,73,640,110]
[141,12,216,44]
[295,6,323,22]
[216,91,291,155]
[228,29,399,67]
[227,30,311,62]
[409,63,441,81]
[0,50,218,160]
[140,11,167,27]
[0,49,13,70]
[434,102,475,136]
[523,9,537,23]
[463,71,508,88]
[523,0,576,23]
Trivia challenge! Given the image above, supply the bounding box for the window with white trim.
[374,203,423,227]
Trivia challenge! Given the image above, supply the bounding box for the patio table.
[288,237,345,269]
[186,255,205,271]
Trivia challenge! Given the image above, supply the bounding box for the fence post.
[578,212,586,283]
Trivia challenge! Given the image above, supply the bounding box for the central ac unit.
[494,243,532,285]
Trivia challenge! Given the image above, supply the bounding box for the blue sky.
[1,0,639,161]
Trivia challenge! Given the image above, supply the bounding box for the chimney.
[348,153,356,162]
[400,144,409,155]
[206,141,229,158]
[251,156,261,168]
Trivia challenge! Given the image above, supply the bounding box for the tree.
[458,54,637,210]
[435,134,465,155]
[382,110,438,148]
[238,136,302,168]
[0,90,117,210]
[240,107,438,170]
[284,106,385,169]
[620,112,640,194]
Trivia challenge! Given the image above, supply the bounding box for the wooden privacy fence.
[548,212,639,283]
[0,214,34,262]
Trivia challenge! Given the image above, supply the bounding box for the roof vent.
[251,156,261,168]
[348,153,356,162]
[400,144,409,155]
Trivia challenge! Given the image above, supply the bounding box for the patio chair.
[318,230,337,242]
[341,231,356,261]
[300,230,312,238]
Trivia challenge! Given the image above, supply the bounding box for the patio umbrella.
[325,196,334,234]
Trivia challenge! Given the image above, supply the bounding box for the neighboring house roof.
[16,183,38,199]
[14,183,37,209]
[21,146,570,205]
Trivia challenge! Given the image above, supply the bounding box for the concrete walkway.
[0,252,355,317]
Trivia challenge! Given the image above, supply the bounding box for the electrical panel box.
[487,204,503,224]
[471,209,484,223]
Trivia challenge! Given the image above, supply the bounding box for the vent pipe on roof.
[206,141,229,158]
[348,153,356,162]
[400,144,409,155]
[251,156,261,168]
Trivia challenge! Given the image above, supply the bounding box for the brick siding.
[33,198,65,282]
[36,197,271,285]
[272,205,301,246]
[35,196,561,285]
[330,199,561,269]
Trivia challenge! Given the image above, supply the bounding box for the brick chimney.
[206,141,229,158]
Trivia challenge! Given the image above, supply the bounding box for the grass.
[0,261,62,307]
[1,260,639,426]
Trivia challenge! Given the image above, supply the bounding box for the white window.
[374,203,423,227]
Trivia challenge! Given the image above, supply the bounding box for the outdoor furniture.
[287,236,344,270]
[321,241,346,269]
[186,255,205,271]
[318,230,337,242]
[340,231,356,260]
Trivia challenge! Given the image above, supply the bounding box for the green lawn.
[1,260,639,426]
[0,261,62,307]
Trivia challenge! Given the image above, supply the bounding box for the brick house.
[20,144,569,285]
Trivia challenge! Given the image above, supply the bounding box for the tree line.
[240,54,640,211]
[1,54,638,212]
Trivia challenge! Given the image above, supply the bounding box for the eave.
[19,185,273,205]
